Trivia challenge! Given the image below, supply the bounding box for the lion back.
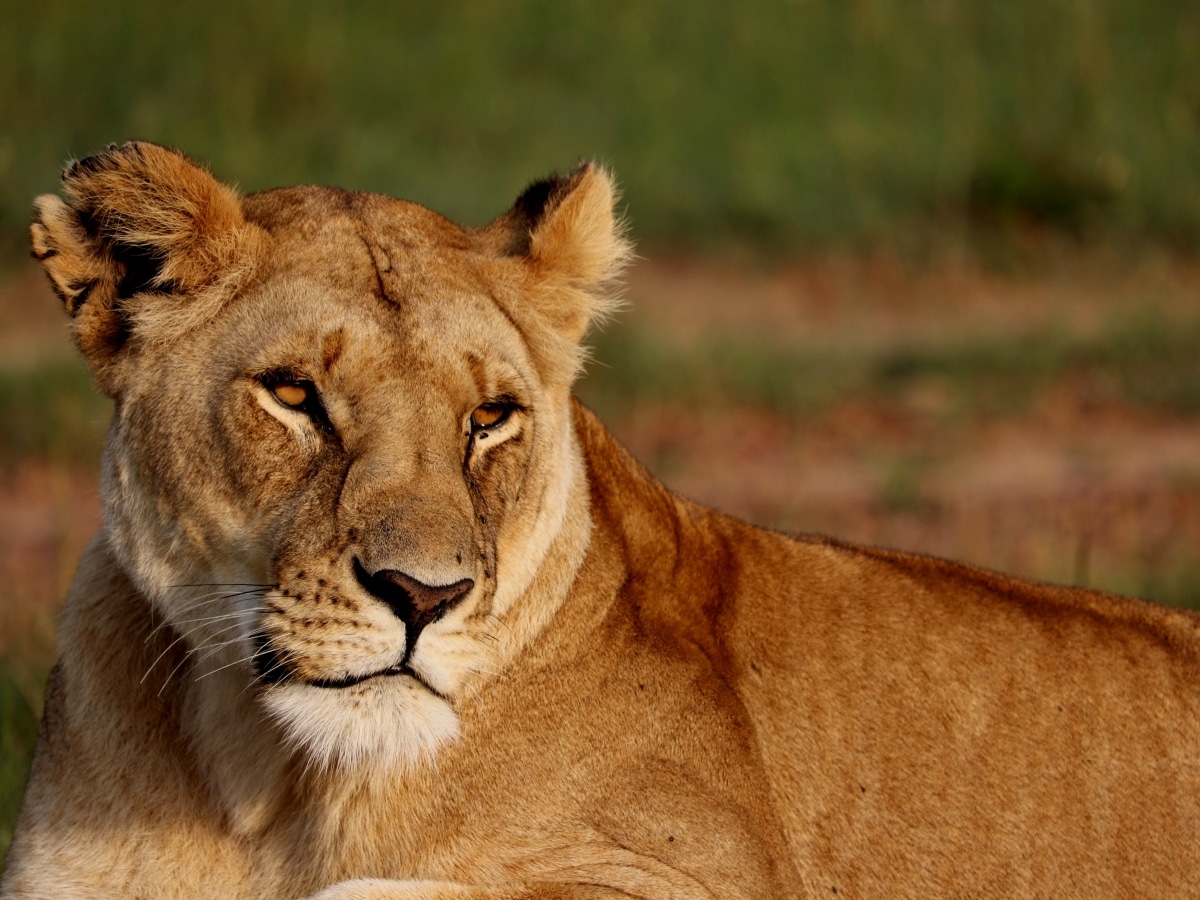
[575,402,1200,895]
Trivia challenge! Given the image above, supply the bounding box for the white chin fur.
[260,677,460,772]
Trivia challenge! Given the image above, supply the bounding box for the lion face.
[118,237,550,766]
[31,143,628,769]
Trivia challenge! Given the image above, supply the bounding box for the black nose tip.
[354,559,474,654]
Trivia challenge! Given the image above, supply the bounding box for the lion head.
[31,142,630,770]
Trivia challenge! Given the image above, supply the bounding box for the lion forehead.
[242,186,493,297]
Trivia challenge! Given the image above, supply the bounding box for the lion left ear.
[30,142,268,394]
[486,163,632,346]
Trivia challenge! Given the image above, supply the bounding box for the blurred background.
[2,0,1199,860]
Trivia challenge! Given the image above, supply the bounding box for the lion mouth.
[251,634,447,700]
[308,663,441,697]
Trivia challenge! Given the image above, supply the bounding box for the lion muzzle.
[353,560,475,659]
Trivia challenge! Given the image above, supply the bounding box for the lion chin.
[4,141,1200,900]
[262,678,460,773]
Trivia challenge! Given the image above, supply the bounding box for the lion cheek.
[103,443,272,615]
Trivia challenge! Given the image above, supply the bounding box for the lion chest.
[282,617,790,895]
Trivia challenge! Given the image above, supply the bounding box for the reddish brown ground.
[1,249,1197,664]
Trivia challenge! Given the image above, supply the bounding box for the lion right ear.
[30,142,267,393]
[481,163,632,388]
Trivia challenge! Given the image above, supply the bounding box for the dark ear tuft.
[112,242,172,301]
[64,142,128,182]
[502,172,578,255]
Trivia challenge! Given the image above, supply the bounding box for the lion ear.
[491,163,632,335]
[30,141,267,393]
[483,163,632,385]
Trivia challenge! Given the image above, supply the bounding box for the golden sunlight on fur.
[3,142,1199,899]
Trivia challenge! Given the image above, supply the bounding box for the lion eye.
[272,382,311,408]
[471,402,510,430]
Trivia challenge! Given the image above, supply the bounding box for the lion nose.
[353,559,474,655]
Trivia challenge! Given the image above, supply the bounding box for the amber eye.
[471,402,510,430]
[271,382,311,408]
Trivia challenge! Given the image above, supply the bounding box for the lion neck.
[463,395,596,694]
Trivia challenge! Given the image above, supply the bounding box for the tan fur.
[4,143,1199,899]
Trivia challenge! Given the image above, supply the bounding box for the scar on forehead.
[322,329,346,373]
[368,242,392,274]
[466,352,488,396]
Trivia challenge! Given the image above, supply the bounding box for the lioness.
[3,142,1199,899]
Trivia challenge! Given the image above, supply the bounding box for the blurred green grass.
[0,664,42,864]
[578,311,1200,420]
[0,358,110,466]
[3,0,1200,263]
[0,354,103,869]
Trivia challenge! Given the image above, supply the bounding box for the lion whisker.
[190,618,271,665]
[143,607,268,687]
[145,594,251,637]
[144,590,270,643]
[156,607,265,635]
[190,651,259,683]
[239,642,303,696]
[145,606,261,649]
[155,647,198,698]
[142,630,196,686]
[165,582,275,590]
